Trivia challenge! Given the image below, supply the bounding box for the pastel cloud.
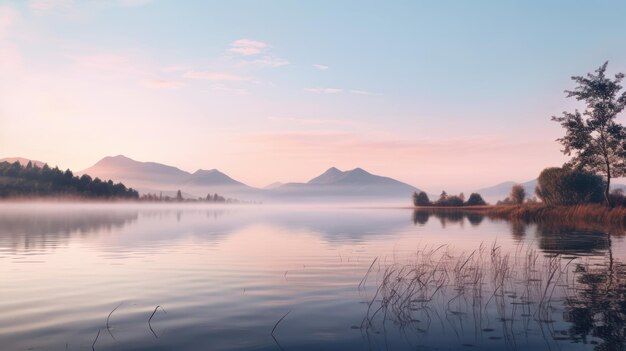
[229,39,268,56]
[183,70,250,81]
[305,88,343,94]
[350,90,383,96]
[143,79,183,89]
[252,56,289,67]
[313,64,329,70]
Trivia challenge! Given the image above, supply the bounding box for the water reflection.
[0,208,138,252]
[412,209,616,256]
[0,205,624,351]
[565,257,626,350]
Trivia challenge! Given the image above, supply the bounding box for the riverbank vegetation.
[412,191,487,207]
[0,161,248,203]
[412,63,626,226]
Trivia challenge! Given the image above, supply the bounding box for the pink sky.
[1,1,610,193]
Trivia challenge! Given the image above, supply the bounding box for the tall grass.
[360,242,607,347]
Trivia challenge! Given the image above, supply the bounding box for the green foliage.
[413,191,431,206]
[552,62,626,205]
[535,167,605,206]
[465,193,487,206]
[0,161,138,199]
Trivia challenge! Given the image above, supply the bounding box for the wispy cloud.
[183,70,250,81]
[143,79,183,89]
[304,88,343,94]
[305,87,382,96]
[349,89,383,96]
[229,39,268,56]
[313,64,329,70]
[252,56,289,67]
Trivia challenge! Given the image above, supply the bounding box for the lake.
[0,203,624,351]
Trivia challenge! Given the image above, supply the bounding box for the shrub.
[465,193,487,206]
[413,191,431,206]
[535,167,605,206]
[609,189,626,207]
[510,185,526,205]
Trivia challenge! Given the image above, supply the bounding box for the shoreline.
[412,204,626,231]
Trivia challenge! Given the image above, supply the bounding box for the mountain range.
[4,155,624,204]
[77,155,419,202]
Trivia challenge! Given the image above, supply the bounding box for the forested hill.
[0,161,139,199]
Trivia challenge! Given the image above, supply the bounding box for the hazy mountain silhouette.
[79,157,419,202]
[0,157,46,168]
[272,167,420,200]
[79,155,254,198]
[185,169,247,187]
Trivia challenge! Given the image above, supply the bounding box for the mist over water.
[0,203,624,350]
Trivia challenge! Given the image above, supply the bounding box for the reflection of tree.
[411,210,485,228]
[465,212,484,226]
[0,210,138,252]
[412,210,429,225]
[564,253,626,350]
[535,223,609,255]
[509,220,527,240]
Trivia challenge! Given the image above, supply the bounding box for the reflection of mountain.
[258,209,413,241]
[0,208,139,252]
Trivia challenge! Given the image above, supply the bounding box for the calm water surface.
[0,203,624,350]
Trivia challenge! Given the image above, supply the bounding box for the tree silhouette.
[552,62,626,206]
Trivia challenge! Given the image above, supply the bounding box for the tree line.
[0,161,138,199]
[413,191,487,207]
[140,190,252,204]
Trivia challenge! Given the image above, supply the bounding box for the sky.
[1,0,626,193]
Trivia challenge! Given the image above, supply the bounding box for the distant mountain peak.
[348,167,369,175]
[193,168,223,175]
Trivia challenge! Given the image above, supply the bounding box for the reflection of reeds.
[362,242,591,348]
